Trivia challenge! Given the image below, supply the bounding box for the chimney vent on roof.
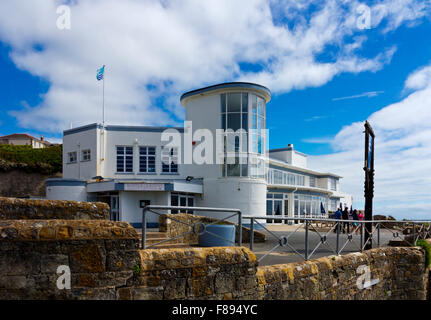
[40,135,44,141]
[287,144,293,149]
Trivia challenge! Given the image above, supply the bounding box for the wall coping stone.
[0,219,139,241]
[0,197,110,220]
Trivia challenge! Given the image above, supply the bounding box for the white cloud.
[332,90,384,101]
[0,0,428,133]
[309,64,431,220]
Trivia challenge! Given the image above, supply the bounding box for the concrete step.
[144,231,169,239]
[137,230,191,249]
[144,243,191,249]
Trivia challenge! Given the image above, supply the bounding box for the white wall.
[103,129,187,180]
[46,185,87,201]
[196,178,267,225]
[185,94,222,180]
[119,191,170,226]
[63,128,99,180]
[291,151,307,168]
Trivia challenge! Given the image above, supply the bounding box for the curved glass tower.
[180,82,271,225]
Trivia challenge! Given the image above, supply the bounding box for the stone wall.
[0,220,140,299]
[118,247,258,300]
[0,197,109,220]
[158,213,266,244]
[0,220,429,300]
[0,197,429,300]
[257,246,428,300]
[0,170,61,198]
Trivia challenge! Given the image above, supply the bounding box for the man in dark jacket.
[342,207,350,234]
[333,208,342,233]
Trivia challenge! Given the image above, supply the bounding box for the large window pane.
[227,113,241,131]
[242,93,248,112]
[227,93,241,112]
[257,97,264,116]
[221,93,226,113]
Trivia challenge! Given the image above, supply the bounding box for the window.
[221,93,249,177]
[330,178,337,191]
[296,175,305,186]
[294,194,327,218]
[274,170,283,184]
[267,169,305,187]
[68,151,77,164]
[139,146,156,173]
[309,176,316,188]
[117,146,133,173]
[250,94,265,154]
[81,149,91,162]
[171,193,194,214]
[329,199,338,212]
[162,147,178,173]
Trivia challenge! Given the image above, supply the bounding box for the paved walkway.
[252,224,396,266]
[138,224,398,266]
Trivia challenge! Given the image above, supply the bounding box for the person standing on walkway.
[352,209,360,234]
[333,208,342,233]
[342,207,350,234]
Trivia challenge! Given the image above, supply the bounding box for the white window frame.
[161,147,178,173]
[116,146,134,173]
[139,146,156,173]
[81,149,91,162]
[67,151,77,164]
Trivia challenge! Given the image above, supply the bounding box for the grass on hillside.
[0,144,62,174]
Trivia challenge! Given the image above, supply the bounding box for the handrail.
[142,205,242,249]
[242,215,430,263]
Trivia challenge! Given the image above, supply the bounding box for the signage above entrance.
[124,183,165,191]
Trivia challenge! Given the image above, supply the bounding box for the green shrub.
[416,239,431,269]
[0,144,62,174]
[133,264,141,275]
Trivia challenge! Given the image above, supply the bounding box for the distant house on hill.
[0,134,52,149]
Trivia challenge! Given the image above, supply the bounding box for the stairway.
[138,230,191,249]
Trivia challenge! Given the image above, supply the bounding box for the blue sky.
[0,0,431,218]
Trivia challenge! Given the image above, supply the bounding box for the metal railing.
[243,216,431,263]
[142,205,242,249]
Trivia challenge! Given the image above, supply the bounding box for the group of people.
[332,207,364,234]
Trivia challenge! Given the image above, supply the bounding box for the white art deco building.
[46,82,352,227]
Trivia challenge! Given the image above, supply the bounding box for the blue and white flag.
[97,65,105,81]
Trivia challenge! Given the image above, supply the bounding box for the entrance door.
[171,193,194,214]
[110,195,120,221]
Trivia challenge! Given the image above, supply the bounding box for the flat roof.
[63,123,184,136]
[180,82,271,106]
[269,158,343,178]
